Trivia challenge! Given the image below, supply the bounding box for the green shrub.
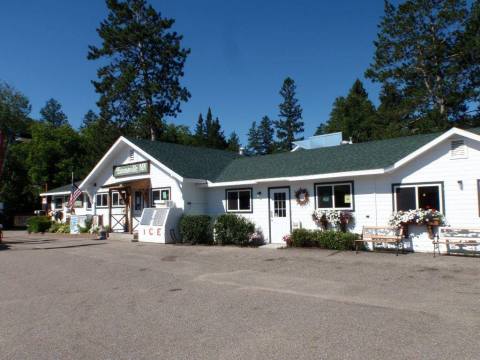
[214,214,255,246]
[179,215,213,244]
[291,228,316,247]
[56,223,71,234]
[290,229,359,250]
[48,222,62,233]
[79,217,93,233]
[27,216,52,233]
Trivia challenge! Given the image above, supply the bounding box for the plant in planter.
[282,234,293,247]
[388,209,446,228]
[312,209,353,231]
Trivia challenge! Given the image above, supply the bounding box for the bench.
[433,227,480,257]
[356,226,404,256]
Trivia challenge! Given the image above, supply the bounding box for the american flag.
[67,183,82,208]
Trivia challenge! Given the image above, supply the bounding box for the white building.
[40,127,480,251]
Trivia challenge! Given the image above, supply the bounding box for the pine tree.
[194,113,206,146]
[275,77,303,151]
[247,121,262,155]
[40,98,68,127]
[226,132,241,152]
[321,80,378,142]
[203,108,227,149]
[88,0,190,140]
[258,116,274,155]
[366,0,473,128]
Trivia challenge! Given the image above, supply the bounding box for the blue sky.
[0,0,389,144]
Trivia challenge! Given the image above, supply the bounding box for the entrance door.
[269,187,291,243]
[132,191,145,231]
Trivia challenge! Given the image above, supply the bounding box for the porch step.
[108,232,134,241]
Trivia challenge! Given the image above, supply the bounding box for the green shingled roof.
[127,138,240,180]
[129,128,480,183]
[42,182,81,195]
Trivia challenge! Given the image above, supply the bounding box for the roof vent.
[129,149,135,161]
[450,139,467,159]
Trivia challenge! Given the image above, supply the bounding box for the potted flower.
[282,234,293,247]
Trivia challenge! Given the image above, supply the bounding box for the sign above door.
[113,161,150,178]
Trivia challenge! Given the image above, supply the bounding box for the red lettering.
[149,228,153,235]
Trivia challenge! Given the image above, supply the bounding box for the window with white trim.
[315,183,353,210]
[54,196,65,209]
[73,193,84,208]
[393,183,443,212]
[111,191,125,207]
[96,193,108,207]
[226,189,252,212]
[151,188,170,203]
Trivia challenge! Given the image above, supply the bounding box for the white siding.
[205,134,480,251]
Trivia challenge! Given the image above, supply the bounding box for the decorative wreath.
[294,188,309,206]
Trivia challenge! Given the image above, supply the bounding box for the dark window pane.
[55,197,63,209]
[227,191,239,211]
[152,190,160,202]
[334,185,352,208]
[96,194,102,206]
[161,189,170,201]
[112,193,119,206]
[395,187,416,211]
[418,186,440,211]
[274,192,286,217]
[317,186,333,208]
[239,190,251,210]
[135,192,142,211]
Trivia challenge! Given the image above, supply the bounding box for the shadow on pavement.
[32,243,107,250]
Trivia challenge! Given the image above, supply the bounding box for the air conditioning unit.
[154,200,175,208]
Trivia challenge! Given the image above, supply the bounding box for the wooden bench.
[356,226,404,256]
[433,227,480,257]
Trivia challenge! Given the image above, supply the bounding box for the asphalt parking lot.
[1,231,479,360]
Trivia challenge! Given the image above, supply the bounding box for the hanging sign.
[113,161,150,177]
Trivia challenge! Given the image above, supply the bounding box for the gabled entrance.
[104,179,151,233]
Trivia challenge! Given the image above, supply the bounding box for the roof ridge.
[125,137,240,158]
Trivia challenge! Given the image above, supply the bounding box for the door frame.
[267,186,292,244]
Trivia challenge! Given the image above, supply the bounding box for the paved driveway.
[1,231,479,359]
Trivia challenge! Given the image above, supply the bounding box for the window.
[134,191,143,211]
[226,188,252,212]
[111,191,125,207]
[315,182,353,210]
[86,196,92,210]
[96,193,108,207]
[273,192,287,217]
[393,183,443,212]
[152,188,170,204]
[74,194,84,208]
[54,196,64,209]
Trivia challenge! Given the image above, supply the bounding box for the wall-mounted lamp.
[458,180,463,190]
[257,191,262,197]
